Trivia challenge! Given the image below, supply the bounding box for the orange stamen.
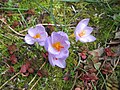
[52,42,64,51]
[79,30,86,37]
[33,33,41,39]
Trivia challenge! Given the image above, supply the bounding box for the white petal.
[86,35,96,42]
[79,37,89,43]
[84,26,93,36]
[28,24,46,37]
[38,41,45,46]
[28,28,37,37]
[48,54,55,66]
[46,37,60,55]
[79,35,96,43]
[75,18,90,33]
[54,58,66,68]
[24,34,35,44]
[54,50,69,58]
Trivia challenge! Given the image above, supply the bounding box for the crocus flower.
[44,31,70,68]
[24,24,48,46]
[45,31,70,57]
[74,18,96,43]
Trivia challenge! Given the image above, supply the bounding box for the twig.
[19,23,75,33]
[29,77,41,90]
[2,61,10,68]
[0,7,28,11]
[42,23,66,26]
[19,24,66,34]
[112,56,120,71]
[19,28,28,33]
[28,61,46,86]
[0,72,20,89]
[1,70,8,75]
[7,33,24,39]
[0,18,25,36]
[71,71,78,90]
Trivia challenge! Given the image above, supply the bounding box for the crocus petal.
[44,37,49,51]
[54,50,69,58]
[51,32,68,44]
[48,54,56,66]
[48,44,60,55]
[25,24,48,46]
[85,35,96,42]
[79,35,96,43]
[45,31,70,68]
[37,31,48,46]
[65,41,70,49]
[46,31,70,55]
[57,40,70,52]
[36,24,46,32]
[57,31,69,40]
[74,18,96,43]
[83,26,93,36]
[75,34,80,42]
[50,32,70,51]
[54,58,66,68]
[51,32,61,43]
[38,41,45,46]
[39,32,48,40]
[79,37,89,43]
[28,24,45,37]
[48,54,66,68]
[75,18,90,32]
[28,27,38,37]
[24,34,35,44]
[45,37,60,55]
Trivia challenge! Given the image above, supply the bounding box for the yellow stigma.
[79,30,86,37]
[33,33,41,39]
[69,33,75,38]
[52,42,64,51]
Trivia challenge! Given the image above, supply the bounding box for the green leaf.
[94,62,101,70]
[60,0,80,2]
[84,0,100,3]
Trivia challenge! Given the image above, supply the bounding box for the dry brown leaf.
[115,31,120,39]
[88,47,104,57]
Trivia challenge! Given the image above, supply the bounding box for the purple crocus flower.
[74,18,96,43]
[24,24,48,46]
[44,31,70,68]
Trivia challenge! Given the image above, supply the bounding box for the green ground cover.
[0,0,120,90]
